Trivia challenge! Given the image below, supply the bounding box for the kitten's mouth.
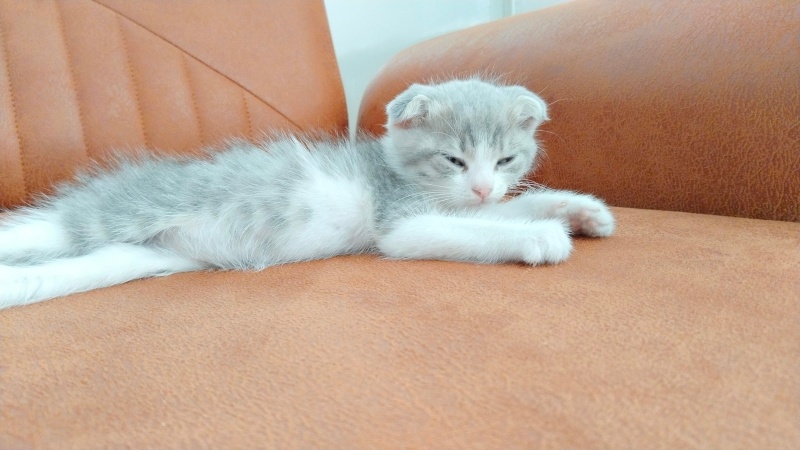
[465,197,491,207]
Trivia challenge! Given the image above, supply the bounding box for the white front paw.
[551,195,615,237]
[522,220,572,265]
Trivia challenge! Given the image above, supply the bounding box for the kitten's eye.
[445,155,466,168]
[496,156,515,167]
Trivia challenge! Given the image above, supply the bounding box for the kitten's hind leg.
[0,244,207,309]
[0,210,73,264]
[377,214,572,265]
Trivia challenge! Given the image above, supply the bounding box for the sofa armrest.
[357,0,800,222]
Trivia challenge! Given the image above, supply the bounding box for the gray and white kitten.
[0,79,614,308]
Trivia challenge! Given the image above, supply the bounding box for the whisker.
[537,129,566,144]
[546,98,572,107]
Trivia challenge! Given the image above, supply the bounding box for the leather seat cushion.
[2,207,798,448]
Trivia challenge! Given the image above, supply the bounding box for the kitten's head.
[383,78,548,208]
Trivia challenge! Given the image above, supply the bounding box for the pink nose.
[472,186,493,200]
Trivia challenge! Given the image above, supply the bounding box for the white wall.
[324,0,572,132]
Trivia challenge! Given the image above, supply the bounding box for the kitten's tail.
[0,243,206,309]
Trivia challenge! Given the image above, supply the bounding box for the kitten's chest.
[282,172,376,253]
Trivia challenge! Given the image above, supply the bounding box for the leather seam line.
[55,2,90,161]
[0,11,29,197]
[242,91,253,138]
[180,54,204,145]
[116,14,150,148]
[90,0,303,132]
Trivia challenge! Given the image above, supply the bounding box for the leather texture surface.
[358,0,800,222]
[0,0,346,209]
[1,207,799,449]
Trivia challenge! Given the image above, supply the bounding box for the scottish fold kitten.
[0,79,614,308]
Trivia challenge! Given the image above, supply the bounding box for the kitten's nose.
[472,186,493,200]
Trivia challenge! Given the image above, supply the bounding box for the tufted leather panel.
[358,0,800,222]
[2,207,798,448]
[0,0,346,209]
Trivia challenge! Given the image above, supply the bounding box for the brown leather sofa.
[1,0,798,448]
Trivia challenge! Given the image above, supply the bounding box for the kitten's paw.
[522,220,572,265]
[550,195,615,237]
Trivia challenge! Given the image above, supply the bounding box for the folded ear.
[386,84,432,129]
[511,93,549,131]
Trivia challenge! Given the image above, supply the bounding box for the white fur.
[480,190,615,237]
[378,214,572,265]
[0,244,205,307]
[275,172,374,262]
[0,211,70,261]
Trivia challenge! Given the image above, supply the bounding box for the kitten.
[0,79,614,308]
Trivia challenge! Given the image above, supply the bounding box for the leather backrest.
[358,0,800,222]
[0,0,347,209]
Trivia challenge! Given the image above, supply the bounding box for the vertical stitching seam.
[55,2,89,161]
[242,90,253,138]
[0,10,29,197]
[116,15,149,148]
[180,53,204,145]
